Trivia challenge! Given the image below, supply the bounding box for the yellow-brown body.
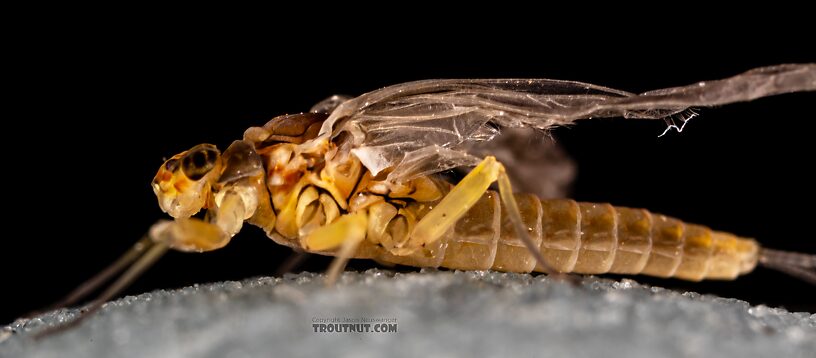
[250,131,759,281]
[365,194,758,281]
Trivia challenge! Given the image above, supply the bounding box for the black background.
[5,21,814,324]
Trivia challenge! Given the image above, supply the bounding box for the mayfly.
[39,64,816,336]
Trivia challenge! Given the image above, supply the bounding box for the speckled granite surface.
[3,270,815,358]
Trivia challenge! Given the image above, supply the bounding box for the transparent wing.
[316,64,815,182]
[464,128,575,199]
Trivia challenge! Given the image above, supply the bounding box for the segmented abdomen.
[366,192,760,281]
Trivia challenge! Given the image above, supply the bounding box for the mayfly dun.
[37,64,816,336]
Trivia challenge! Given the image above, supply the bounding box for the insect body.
[157,113,761,282]
[38,64,816,337]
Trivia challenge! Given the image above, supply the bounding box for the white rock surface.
[2,270,815,358]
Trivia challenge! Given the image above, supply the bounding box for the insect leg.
[34,238,169,339]
[43,235,153,312]
[409,157,501,249]
[496,166,574,279]
[35,187,255,338]
[36,214,234,338]
[324,234,365,286]
[274,250,312,276]
[408,156,569,278]
[151,184,258,252]
[301,213,368,285]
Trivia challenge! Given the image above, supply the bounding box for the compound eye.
[164,158,180,172]
[181,146,219,180]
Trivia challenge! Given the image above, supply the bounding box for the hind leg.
[407,156,561,275]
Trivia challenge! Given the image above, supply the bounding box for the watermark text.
[311,317,398,334]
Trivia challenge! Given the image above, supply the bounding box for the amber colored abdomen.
[401,194,760,281]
